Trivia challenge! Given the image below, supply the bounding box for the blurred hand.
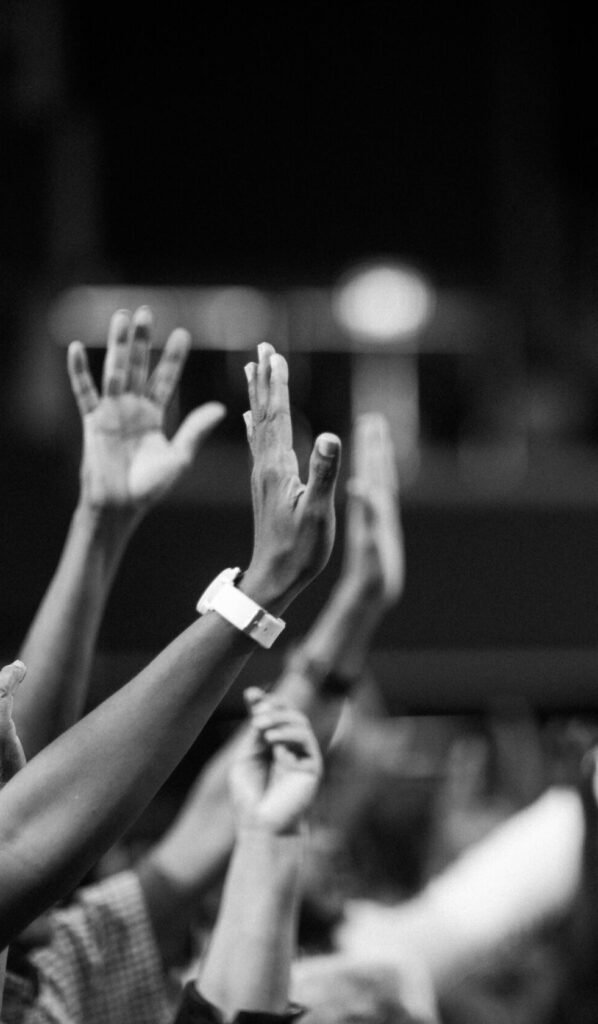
[68,307,226,513]
[341,413,404,610]
[229,687,323,834]
[0,661,27,786]
[242,343,341,608]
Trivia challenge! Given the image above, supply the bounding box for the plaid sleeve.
[22,871,175,1024]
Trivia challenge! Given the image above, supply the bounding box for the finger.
[304,433,342,507]
[262,722,313,753]
[148,327,191,407]
[345,479,377,529]
[234,720,264,762]
[0,660,27,699]
[128,306,153,394]
[67,342,100,416]
[381,419,399,495]
[354,414,397,494]
[249,692,297,717]
[256,342,276,412]
[102,309,132,397]
[268,352,293,449]
[253,705,308,730]
[244,363,258,427]
[171,402,226,465]
[244,686,268,710]
[369,414,397,493]
[352,414,379,482]
[0,733,26,781]
[265,724,322,770]
[243,410,256,455]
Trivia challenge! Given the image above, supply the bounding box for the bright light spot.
[333,261,435,343]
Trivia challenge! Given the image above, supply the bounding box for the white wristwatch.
[196,567,286,649]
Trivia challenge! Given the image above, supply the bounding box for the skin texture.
[196,690,322,1018]
[15,306,226,759]
[142,414,402,964]
[0,660,27,1013]
[0,327,341,950]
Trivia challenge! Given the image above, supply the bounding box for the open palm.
[68,307,225,510]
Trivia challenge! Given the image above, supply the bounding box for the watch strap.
[196,568,285,649]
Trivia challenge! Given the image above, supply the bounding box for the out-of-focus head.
[291,954,438,1024]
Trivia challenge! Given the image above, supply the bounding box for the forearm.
[275,581,383,755]
[198,826,303,1017]
[292,580,382,680]
[0,599,272,947]
[337,787,584,986]
[136,851,225,969]
[16,503,138,757]
[141,746,239,950]
[0,947,6,1016]
[144,583,378,913]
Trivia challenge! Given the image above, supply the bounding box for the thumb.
[0,660,27,700]
[244,686,267,712]
[171,402,226,463]
[304,432,341,506]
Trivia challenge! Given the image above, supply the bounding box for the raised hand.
[241,342,341,610]
[341,412,404,611]
[68,307,226,512]
[229,687,323,834]
[0,661,27,788]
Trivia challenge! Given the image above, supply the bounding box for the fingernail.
[257,342,272,360]
[317,433,339,457]
[134,306,153,328]
[243,411,254,429]
[170,327,191,348]
[244,363,255,382]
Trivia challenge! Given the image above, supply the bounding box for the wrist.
[237,563,294,618]
[236,819,306,851]
[333,576,386,614]
[75,499,141,537]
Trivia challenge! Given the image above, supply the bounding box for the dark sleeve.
[172,982,305,1024]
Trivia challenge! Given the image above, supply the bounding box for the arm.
[0,660,27,1012]
[15,306,226,759]
[278,411,403,716]
[139,414,403,961]
[187,689,322,1021]
[0,339,341,949]
[335,785,584,988]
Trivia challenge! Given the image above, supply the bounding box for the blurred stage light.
[332,259,435,344]
[48,286,276,349]
[199,287,274,349]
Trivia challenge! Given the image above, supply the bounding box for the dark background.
[3,2,598,724]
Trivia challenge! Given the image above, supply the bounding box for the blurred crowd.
[1,306,598,1023]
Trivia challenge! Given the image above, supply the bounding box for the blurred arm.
[0,661,27,1014]
[335,786,584,987]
